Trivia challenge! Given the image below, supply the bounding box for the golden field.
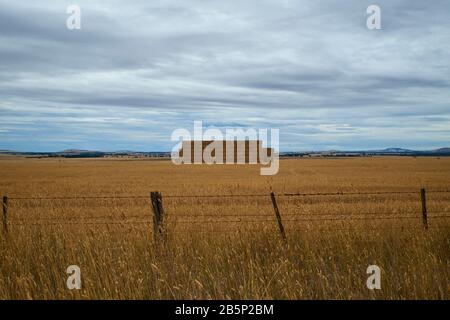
[0,156,449,299]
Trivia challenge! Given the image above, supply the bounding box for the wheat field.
[0,156,449,299]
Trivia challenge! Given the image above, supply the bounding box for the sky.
[0,0,449,152]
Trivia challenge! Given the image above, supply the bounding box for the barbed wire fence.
[2,189,450,241]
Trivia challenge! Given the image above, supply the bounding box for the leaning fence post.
[270,192,287,243]
[150,191,165,242]
[2,195,8,235]
[420,188,428,230]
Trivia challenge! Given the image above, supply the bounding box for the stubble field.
[0,156,449,299]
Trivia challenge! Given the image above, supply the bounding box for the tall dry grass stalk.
[0,157,449,299]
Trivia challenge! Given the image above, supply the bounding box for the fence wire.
[2,189,450,232]
[8,188,450,201]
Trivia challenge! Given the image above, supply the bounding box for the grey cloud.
[0,0,449,151]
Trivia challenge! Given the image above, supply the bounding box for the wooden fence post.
[2,196,8,236]
[270,192,287,243]
[420,188,428,230]
[150,191,165,242]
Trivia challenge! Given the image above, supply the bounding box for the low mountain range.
[1,147,450,158]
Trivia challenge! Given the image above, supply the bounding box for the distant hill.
[281,147,450,158]
[60,149,95,153]
[1,147,449,158]
[434,148,450,153]
[378,148,414,153]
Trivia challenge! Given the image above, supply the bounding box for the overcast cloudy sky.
[0,0,449,151]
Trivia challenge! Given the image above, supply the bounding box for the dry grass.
[0,156,449,299]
